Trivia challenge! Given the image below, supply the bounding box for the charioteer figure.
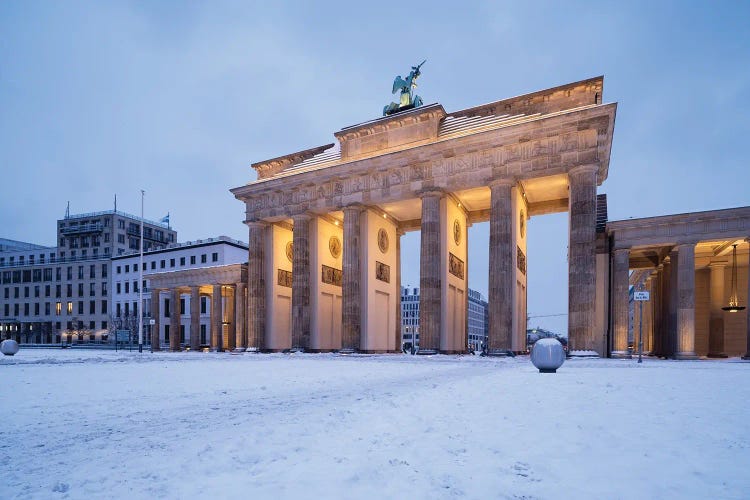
[383,60,426,116]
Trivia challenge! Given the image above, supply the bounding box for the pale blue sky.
[1,1,748,334]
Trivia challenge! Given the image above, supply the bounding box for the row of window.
[115,252,219,274]
[3,281,108,300]
[1,264,108,284]
[3,300,108,318]
[0,252,57,266]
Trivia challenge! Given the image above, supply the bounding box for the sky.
[1,1,749,334]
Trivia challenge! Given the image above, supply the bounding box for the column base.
[416,348,438,355]
[741,354,750,360]
[706,352,728,358]
[244,347,261,353]
[674,352,699,360]
[338,348,357,354]
[567,350,600,358]
[611,351,632,359]
[483,349,515,357]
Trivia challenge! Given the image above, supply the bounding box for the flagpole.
[138,190,144,353]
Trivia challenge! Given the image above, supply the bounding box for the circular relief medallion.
[285,241,294,263]
[453,219,461,246]
[519,210,526,238]
[329,235,342,259]
[377,228,389,254]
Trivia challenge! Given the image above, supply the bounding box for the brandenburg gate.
[231,75,617,355]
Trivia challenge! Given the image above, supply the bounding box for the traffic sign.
[634,291,650,301]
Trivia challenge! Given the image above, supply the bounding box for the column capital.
[291,212,313,223]
[708,260,728,269]
[568,164,599,176]
[342,203,365,213]
[613,247,630,255]
[417,188,444,199]
[246,220,269,229]
[488,177,516,189]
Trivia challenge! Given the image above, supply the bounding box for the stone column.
[226,285,236,351]
[211,284,223,352]
[418,190,443,354]
[667,250,679,358]
[707,262,728,357]
[394,229,403,352]
[342,206,362,352]
[650,267,663,357]
[568,165,599,354]
[246,221,266,352]
[190,286,200,351]
[151,289,161,351]
[661,258,674,357]
[643,277,654,353]
[675,244,698,359]
[235,282,247,351]
[611,248,631,357]
[170,288,181,352]
[291,213,311,351]
[487,179,514,355]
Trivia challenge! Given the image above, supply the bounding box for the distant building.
[111,236,248,347]
[0,208,176,344]
[400,286,488,351]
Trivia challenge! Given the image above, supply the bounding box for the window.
[44,268,52,281]
[170,259,175,268]
[14,287,19,298]
[24,286,29,298]
[90,265,95,279]
[101,264,108,278]
[67,301,73,315]
[117,266,121,274]
[118,219,125,229]
[212,252,218,262]
[56,302,61,315]
[117,234,125,244]
[125,265,129,273]
[3,288,7,299]
[78,301,83,315]
[45,302,50,315]
[56,285,61,298]
[78,266,84,279]
[116,282,121,294]
[89,321,95,330]
[180,298,185,314]
[151,261,156,270]
[24,303,29,315]
[190,256,196,265]
[116,303,121,317]
[102,321,107,330]
[101,282,107,296]
[34,285,40,297]
[200,296,207,314]
[66,284,72,297]
[124,303,129,316]
[200,324,207,344]
[67,267,72,280]
[164,325,169,343]
[89,283,95,297]
[160,260,165,269]
[180,257,185,266]
[164,299,170,317]
[133,281,138,293]
[180,325,185,343]
[56,268,61,281]
[101,301,107,314]
[201,254,207,263]
[90,301,96,314]
[125,282,129,294]
[34,303,39,315]
[78,283,83,297]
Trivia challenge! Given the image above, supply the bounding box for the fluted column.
[643,277,654,353]
[291,213,311,351]
[342,206,362,352]
[612,248,631,357]
[487,179,514,355]
[211,284,223,352]
[675,244,698,359]
[226,285,236,351]
[190,286,200,351]
[170,288,181,352]
[707,262,727,357]
[235,282,247,351]
[151,289,161,351]
[568,165,599,353]
[418,190,443,354]
[246,221,266,351]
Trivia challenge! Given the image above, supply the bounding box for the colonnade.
[150,282,246,352]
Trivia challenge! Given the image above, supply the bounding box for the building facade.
[111,236,248,348]
[0,209,176,344]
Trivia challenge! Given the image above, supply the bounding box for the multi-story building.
[0,209,176,344]
[468,288,488,351]
[111,236,248,347]
[400,286,488,352]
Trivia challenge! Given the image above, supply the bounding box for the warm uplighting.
[383,213,387,219]
[722,244,746,312]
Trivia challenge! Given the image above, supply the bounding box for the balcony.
[60,223,103,235]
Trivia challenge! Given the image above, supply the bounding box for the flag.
[160,213,170,225]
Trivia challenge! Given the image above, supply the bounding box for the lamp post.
[138,189,145,353]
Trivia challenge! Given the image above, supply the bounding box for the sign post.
[633,290,650,363]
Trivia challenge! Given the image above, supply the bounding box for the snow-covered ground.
[1,350,749,499]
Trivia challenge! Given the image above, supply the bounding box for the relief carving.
[449,253,465,280]
[375,261,390,283]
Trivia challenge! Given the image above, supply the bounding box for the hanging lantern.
[722,244,746,312]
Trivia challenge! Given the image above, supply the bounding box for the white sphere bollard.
[530,338,565,373]
[1,339,20,356]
